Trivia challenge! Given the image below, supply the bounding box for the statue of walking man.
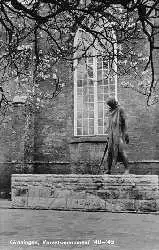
[105,97,130,175]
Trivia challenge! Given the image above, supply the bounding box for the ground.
[0,200,159,250]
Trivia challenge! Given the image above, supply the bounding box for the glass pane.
[77,87,82,96]
[98,126,103,134]
[87,66,93,78]
[104,79,108,85]
[103,59,108,68]
[83,94,89,102]
[104,117,109,126]
[97,80,103,86]
[110,84,115,92]
[77,119,82,127]
[83,86,88,96]
[104,70,108,78]
[98,103,103,117]
[89,119,94,127]
[89,111,94,118]
[97,94,103,101]
[97,86,104,94]
[77,100,82,110]
[83,79,87,87]
[78,58,86,65]
[89,126,94,135]
[83,118,88,126]
[104,85,109,93]
[87,57,93,65]
[98,119,103,126]
[97,60,102,69]
[104,109,109,117]
[89,95,94,102]
[77,63,86,79]
[77,127,82,135]
[97,70,102,81]
[88,79,94,86]
[89,127,94,135]
[83,119,88,135]
[104,94,109,102]
[89,87,94,94]
[77,80,83,87]
[109,77,115,84]
[104,118,109,131]
[83,110,89,118]
[77,71,83,79]
[84,103,89,110]
[89,103,94,110]
[77,111,82,119]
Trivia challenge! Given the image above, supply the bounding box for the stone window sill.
[69,135,108,144]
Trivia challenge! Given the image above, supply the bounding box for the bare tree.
[0,0,159,106]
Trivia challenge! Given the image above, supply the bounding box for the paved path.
[0,201,159,250]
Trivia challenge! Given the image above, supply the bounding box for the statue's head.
[106,97,118,110]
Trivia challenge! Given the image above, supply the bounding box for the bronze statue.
[105,97,130,175]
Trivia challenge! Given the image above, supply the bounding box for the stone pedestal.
[11,174,159,213]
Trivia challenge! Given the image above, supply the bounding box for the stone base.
[11,174,159,213]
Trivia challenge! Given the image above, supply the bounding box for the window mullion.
[108,60,110,95]
[114,42,118,100]
[102,59,105,135]
[74,59,78,136]
[94,55,98,135]
[82,81,84,136]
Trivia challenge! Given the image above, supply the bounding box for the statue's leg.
[120,150,130,174]
[105,150,113,174]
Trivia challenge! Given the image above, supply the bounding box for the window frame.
[74,29,117,137]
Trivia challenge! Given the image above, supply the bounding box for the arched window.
[74,29,117,136]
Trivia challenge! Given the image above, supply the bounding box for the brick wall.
[30,63,73,173]
[119,86,159,161]
[0,105,26,193]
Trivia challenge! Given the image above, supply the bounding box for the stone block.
[66,192,106,210]
[105,199,136,212]
[11,196,28,208]
[135,200,157,212]
[28,197,67,209]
